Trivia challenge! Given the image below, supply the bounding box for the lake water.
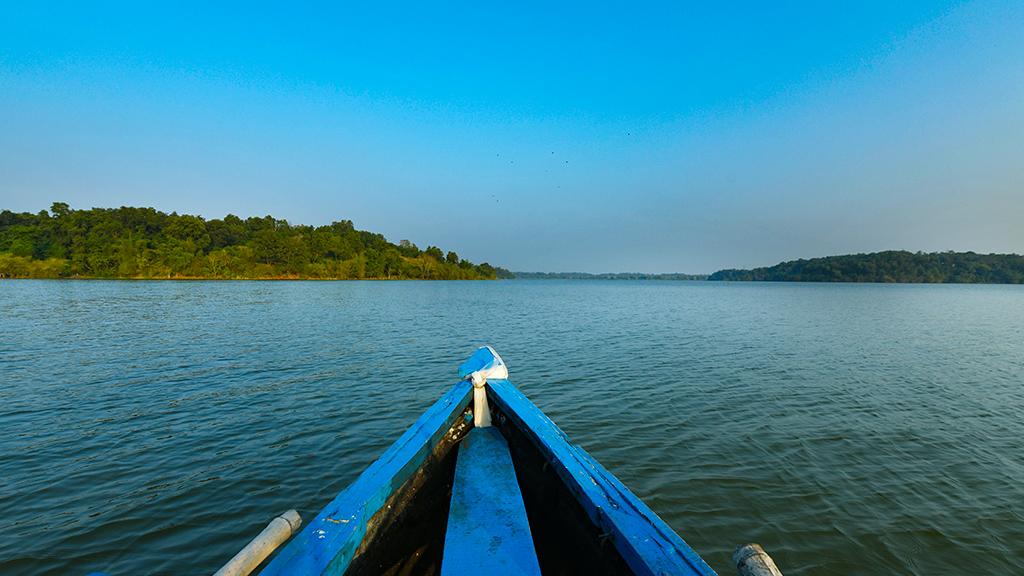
[1,280,1022,575]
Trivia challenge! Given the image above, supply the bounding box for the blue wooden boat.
[259,347,718,575]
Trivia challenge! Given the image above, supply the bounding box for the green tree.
[0,202,505,280]
[424,246,444,260]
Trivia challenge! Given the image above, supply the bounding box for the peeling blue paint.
[441,427,540,575]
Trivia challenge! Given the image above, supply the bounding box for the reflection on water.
[1,280,1022,575]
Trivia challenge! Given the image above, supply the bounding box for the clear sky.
[1,1,1021,273]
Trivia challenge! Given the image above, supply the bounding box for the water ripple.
[1,280,1022,575]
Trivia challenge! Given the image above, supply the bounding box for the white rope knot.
[458,346,507,428]
[470,371,487,388]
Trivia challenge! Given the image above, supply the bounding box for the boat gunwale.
[487,378,718,576]
[259,380,473,575]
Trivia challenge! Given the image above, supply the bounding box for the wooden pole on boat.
[470,371,492,427]
[733,543,783,576]
[213,510,302,576]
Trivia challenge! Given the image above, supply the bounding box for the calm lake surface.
[2,280,1022,575]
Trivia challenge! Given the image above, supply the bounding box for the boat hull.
[260,377,716,575]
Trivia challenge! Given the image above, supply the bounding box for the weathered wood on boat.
[213,510,301,576]
[486,378,717,576]
[733,543,783,576]
[441,427,541,575]
[259,381,473,575]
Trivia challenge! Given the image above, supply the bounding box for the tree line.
[708,251,1024,283]
[0,203,498,280]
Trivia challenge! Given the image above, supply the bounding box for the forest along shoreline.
[0,203,500,280]
[3,203,1024,283]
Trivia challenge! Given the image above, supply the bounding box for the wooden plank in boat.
[441,427,541,575]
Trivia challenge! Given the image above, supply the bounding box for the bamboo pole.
[733,543,783,576]
[213,510,302,576]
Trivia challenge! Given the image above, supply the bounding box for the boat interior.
[342,391,636,576]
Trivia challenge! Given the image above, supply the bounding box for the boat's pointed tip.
[457,346,508,380]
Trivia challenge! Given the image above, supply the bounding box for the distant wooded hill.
[5,208,1019,285]
[708,251,1024,283]
[0,203,497,280]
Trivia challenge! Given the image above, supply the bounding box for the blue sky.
[1,1,1021,272]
